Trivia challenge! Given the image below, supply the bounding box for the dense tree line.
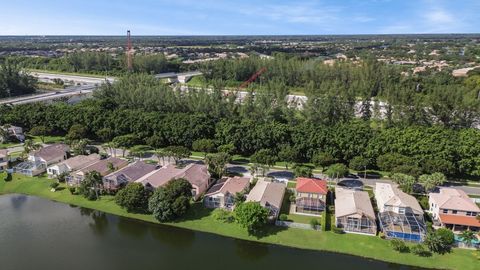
[196,55,480,129]
[9,52,180,75]
[0,60,37,98]
[1,73,479,177]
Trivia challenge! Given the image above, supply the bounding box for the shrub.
[212,208,234,223]
[332,226,344,234]
[390,239,410,253]
[436,228,455,246]
[115,183,152,213]
[310,218,320,230]
[4,173,12,182]
[411,244,432,257]
[68,187,76,194]
[279,214,288,221]
[50,182,59,190]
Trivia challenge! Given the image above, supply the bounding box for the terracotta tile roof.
[296,177,328,194]
[439,214,480,227]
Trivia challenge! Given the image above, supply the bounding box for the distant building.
[1,125,25,142]
[204,176,250,210]
[452,66,480,77]
[246,179,285,219]
[429,187,480,233]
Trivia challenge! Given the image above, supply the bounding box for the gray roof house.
[103,161,158,190]
[204,176,250,210]
[136,163,211,200]
[15,143,70,176]
[246,179,286,219]
[68,157,129,186]
[47,154,101,178]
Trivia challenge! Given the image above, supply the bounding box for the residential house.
[294,177,328,215]
[0,149,8,171]
[375,183,426,242]
[335,187,377,235]
[136,163,211,200]
[1,125,25,142]
[68,157,128,186]
[103,161,158,190]
[246,179,285,219]
[15,143,70,176]
[429,187,480,233]
[47,154,100,178]
[204,176,250,209]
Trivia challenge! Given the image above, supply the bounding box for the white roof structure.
[53,154,100,171]
[335,187,375,220]
[375,183,423,215]
[430,187,479,212]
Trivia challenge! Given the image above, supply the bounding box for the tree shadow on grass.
[174,202,214,222]
[249,223,289,240]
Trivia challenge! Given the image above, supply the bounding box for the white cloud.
[424,8,454,24]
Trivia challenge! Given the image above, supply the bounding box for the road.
[0,84,96,105]
[32,71,116,85]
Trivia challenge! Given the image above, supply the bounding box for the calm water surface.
[0,194,420,270]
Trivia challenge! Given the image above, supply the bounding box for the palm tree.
[249,163,259,177]
[103,142,115,157]
[0,126,9,143]
[22,139,41,158]
[155,149,167,165]
[459,230,477,248]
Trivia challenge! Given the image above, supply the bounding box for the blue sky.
[1,0,479,35]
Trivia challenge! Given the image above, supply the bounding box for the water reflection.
[150,224,195,249]
[234,239,269,261]
[9,195,27,210]
[79,207,110,235]
[117,217,148,239]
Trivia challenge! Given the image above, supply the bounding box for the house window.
[452,210,457,214]
[442,209,448,214]
[398,208,405,214]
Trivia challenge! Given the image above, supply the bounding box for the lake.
[0,194,419,270]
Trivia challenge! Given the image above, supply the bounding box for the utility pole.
[126,30,133,72]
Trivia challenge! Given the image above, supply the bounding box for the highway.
[32,71,116,85]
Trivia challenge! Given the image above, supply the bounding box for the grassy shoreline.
[0,173,478,270]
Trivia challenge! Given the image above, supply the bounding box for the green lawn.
[0,173,478,270]
[31,135,66,144]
